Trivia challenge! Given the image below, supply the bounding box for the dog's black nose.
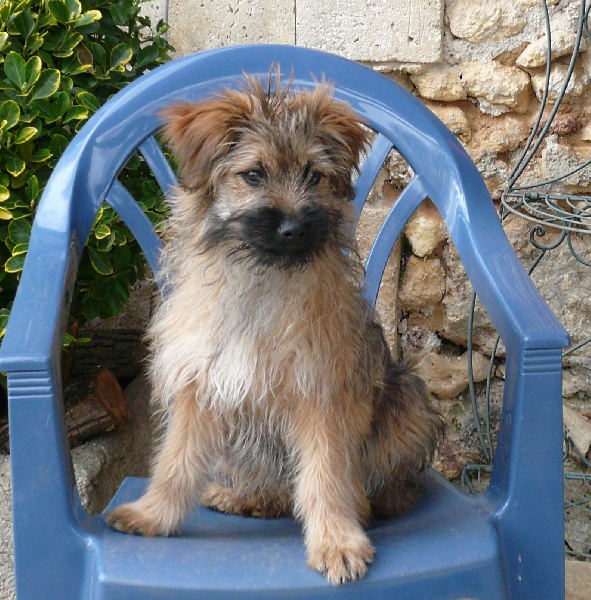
[240,205,331,268]
[278,219,306,241]
[271,206,331,258]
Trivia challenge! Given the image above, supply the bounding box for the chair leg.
[9,370,90,599]
[490,348,565,599]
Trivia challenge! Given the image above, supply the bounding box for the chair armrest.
[0,215,89,549]
[442,174,568,597]
[449,193,570,353]
[438,166,568,489]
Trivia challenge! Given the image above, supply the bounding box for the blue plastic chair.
[0,45,569,599]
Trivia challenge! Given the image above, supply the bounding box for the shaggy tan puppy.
[106,71,443,585]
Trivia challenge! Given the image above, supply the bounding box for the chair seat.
[95,470,506,599]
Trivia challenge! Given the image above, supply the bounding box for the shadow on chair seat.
[97,471,505,598]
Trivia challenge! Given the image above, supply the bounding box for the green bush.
[0,0,173,336]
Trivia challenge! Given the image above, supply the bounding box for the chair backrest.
[5,45,566,367]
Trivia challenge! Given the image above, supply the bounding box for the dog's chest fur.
[149,253,368,411]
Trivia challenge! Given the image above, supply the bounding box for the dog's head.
[160,69,372,269]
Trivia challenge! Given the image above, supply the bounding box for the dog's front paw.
[307,529,375,585]
[106,502,175,537]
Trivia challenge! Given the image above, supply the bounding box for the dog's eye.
[241,168,266,187]
[303,163,323,187]
[308,170,323,187]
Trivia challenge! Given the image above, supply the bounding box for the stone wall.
[140,0,591,474]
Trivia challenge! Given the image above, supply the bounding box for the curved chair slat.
[105,181,164,287]
[138,136,178,195]
[353,133,394,221]
[363,176,427,308]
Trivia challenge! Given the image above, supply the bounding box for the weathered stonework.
[459,61,532,114]
[167,1,444,63]
[438,241,499,355]
[168,0,295,53]
[415,350,490,400]
[404,201,447,257]
[356,205,402,355]
[399,256,446,310]
[582,123,591,142]
[564,404,591,453]
[140,1,166,27]
[516,29,587,68]
[296,0,444,63]
[472,150,509,197]
[410,65,466,101]
[427,105,471,141]
[447,0,527,44]
[542,137,591,191]
[530,62,586,102]
[386,150,415,189]
[470,114,530,153]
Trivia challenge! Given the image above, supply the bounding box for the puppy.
[106,70,443,585]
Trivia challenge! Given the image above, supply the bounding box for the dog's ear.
[304,88,373,200]
[159,95,251,191]
[309,89,372,171]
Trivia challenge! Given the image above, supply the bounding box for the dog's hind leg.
[369,466,422,519]
[106,385,217,536]
[366,362,444,520]
[201,482,291,518]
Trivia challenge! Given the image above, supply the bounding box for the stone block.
[530,62,586,103]
[581,122,591,142]
[459,61,532,114]
[399,255,445,309]
[471,114,530,153]
[541,137,591,190]
[516,30,586,69]
[386,150,415,189]
[168,0,295,55]
[296,0,443,63]
[471,149,509,198]
[404,200,447,257]
[566,560,591,600]
[0,456,14,600]
[564,365,591,398]
[410,65,466,101]
[439,240,499,354]
[169,0,443,62]
[447,0,526,44]
[427,105,471,141]
[356,205,401,354]
[414,350,489,399]
[563,405,591,461]
[139,1,167,28]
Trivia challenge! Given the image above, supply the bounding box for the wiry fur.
[106,70,444,585]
